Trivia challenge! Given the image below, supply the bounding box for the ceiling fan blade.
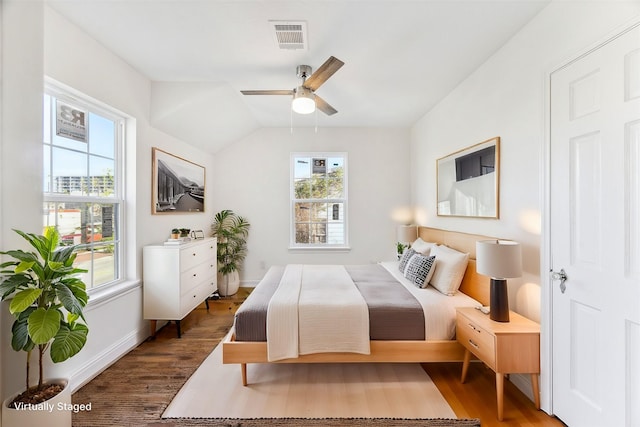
[315,95,338,115]
[304,56,345,91]
[241,90,294,95]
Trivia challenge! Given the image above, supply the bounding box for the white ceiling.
[46,0,550,153]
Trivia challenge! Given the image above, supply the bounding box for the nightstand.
[456,307,540,421]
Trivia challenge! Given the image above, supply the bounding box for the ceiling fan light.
[292,86,316,114]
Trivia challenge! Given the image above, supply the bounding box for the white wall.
[1,0,46,404]
[411,0,640,323]
[1,4,216,401]
[213,127,412,282]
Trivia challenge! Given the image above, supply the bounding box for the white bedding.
[379,261,480,340]
[266,264,370,362]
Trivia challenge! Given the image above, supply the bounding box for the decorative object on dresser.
[396,224,417,258]
[143,237,217,338]
[211,209,250,297]
[456,307,540,421]
[475,239,522,322]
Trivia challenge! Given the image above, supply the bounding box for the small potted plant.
[171,228,180,239]
[0,227,89,426]
[211,210,250,296]
[396,242,409,259]
[179,228,190,238]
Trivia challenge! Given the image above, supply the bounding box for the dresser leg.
[176,320,181,338]
[496,372,504,421]
[149,320,157,338]
[461,349,471,383]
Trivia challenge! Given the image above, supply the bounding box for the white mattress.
[379,261,481,340]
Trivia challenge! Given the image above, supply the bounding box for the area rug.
[160,418,481,426]
[163,341,470,422]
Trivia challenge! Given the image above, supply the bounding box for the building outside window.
[43,83,124,290]
[291,153,348,249]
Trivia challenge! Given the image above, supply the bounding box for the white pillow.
[411,237,436,255]
[429,245,469,295]
[404,254,437,288]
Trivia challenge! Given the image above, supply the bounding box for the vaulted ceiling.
[47,0,550,153]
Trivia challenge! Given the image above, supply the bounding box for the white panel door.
[550,24,640,427]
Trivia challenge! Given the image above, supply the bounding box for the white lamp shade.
[397,225,417,243]
[476,239,522,279]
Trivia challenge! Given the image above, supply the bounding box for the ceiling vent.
[269,20,308,50]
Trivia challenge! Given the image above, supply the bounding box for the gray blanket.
[233,264,425,342]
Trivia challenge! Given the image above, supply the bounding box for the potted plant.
[211,210,250,296]
[396,242,409,259]
[0,227,89,426]
[171,228,180,239]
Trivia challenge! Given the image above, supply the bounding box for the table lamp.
[396,225,417,245]
[476,239,522,322]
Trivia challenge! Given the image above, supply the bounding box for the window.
[43,83,124,290]
[291,153,348,248]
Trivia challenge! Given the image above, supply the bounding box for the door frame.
[541,16,640,416]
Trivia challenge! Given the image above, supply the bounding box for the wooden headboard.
[418,227,491,306]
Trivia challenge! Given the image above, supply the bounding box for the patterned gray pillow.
[398,248,417,273]
[404,254,436,288]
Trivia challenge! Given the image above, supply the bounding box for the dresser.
[456,307,540,421]
[143,238,217,338]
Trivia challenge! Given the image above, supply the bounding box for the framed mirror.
[436,136,500,218]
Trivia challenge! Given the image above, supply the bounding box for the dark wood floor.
[72,288,566,426]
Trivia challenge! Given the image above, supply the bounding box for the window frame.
[43,80,126,291]
[289,152,349,251]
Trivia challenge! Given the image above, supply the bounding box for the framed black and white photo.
[152,147,205,214]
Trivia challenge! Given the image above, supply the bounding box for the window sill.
[288,246,351,253]
[87,279,141,308]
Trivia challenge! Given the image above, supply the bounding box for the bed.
[222,227,491,385]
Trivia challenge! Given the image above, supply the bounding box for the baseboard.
[240,280,260,288]
[510,373,535,402]
[67,325,148,393]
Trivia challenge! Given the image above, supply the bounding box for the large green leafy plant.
[0,227,89,404]
[211,209,250,280]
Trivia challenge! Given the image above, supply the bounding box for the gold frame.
[436,136,500,218]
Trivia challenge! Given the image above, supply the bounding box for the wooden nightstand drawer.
[457,312,496,369]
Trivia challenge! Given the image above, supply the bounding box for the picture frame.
[152,147,205,214]
[436,136,500,218]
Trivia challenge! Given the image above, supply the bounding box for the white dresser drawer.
[180,281,216,315]
[180,239,216,271]
[180,261,216,294]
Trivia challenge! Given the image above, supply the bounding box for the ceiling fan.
[241,56,345,115]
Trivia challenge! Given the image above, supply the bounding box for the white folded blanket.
[266,264,370,362]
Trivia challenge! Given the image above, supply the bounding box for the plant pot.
[217,270,240,296]
[2,378,72,427]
